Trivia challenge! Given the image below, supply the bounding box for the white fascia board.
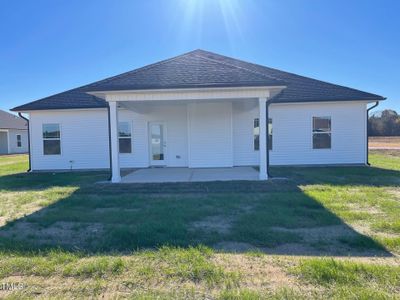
[87,86,286,102]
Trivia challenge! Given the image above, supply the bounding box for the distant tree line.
[368,109,400,136]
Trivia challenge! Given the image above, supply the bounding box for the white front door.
[149,122,167,166]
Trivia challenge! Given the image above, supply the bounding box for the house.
[0,109,28,155]
[11,50,385,182]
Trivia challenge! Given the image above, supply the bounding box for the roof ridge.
[86,50,199,90]
[192,51,285,84]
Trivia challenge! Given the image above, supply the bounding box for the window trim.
[118,121,132,154]
[16,134,22,148]
[42,123,62,155]
[254,118,273,151]
[268,118,273,151]
[312,116,332,150]
[253,118,260,151]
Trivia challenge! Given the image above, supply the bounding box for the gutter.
[107,104,112,181]
[18,113,31,172]
[366,101,380,166]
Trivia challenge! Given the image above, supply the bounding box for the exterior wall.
[0,129,28,154]
[188,102,233,167]
[0,131,7,154]
[28,100,368,171]
[232,101,367,166]
[269,101,367,165]
[119,103,188,168]
[232,100,259,166]
[30,109,110,170]
[8,129,28,153]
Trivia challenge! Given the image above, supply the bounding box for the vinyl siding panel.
[28,100,367,171]
[232,101,367,166]
[269,102,367,165]
[30,109,110,170]
[8,129,28,153]
[118,103,188,168]
[188,102,233,167]
[232,100,259,166]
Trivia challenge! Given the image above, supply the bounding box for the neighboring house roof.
[0,109,27,130]
[11,49,385,111]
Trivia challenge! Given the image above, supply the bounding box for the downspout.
[107,104,113,181]
[18,112,31,172]
[366,101,379,166]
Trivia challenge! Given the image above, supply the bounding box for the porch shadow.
[0,166,397,257]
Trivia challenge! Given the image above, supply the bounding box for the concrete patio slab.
[121,167,258,183]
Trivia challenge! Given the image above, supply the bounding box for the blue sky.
[1,0,399,113]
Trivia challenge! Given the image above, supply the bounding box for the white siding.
[232,100,259,166]
[119,103,188,168]
[30,109,110,170]
[28,100,368,171]
[8,129,28,153]
[188,102,233,167]
[0,131,7,154]
[269,102,367,165]
[232,101,367,166]
[29,105,189,170]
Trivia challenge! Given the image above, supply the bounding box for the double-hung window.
[118,122,132,153]
[254,118,273,151]
[43,124,61,155]
[16,134,22,147]
[312,117,331,149]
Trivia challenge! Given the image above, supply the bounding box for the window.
[16,134,22,147]
[118,122,132,153]
[312,117,331,149]
[268,118,273,150]
[254,118,273,151]
[43,124,61,155]
[254,118,259,151]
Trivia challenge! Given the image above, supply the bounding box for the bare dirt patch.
[213,254,304,291]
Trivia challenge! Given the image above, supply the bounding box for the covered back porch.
[89,86,278,182]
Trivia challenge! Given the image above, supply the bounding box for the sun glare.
[173,0,249,48]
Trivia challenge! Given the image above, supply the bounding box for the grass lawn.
[0,151,399,299]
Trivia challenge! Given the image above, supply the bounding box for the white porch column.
[109,101,121,183]
[259,97,268,180]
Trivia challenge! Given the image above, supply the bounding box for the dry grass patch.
[369,136,400,148]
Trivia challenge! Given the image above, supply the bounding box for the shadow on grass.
[0,165,397,257]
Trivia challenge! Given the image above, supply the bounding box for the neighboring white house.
[11,50,385,182]
[0,109,28,154]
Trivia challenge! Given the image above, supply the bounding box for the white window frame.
[268,118,273,151]
[312,116,332,150]
[42,123,61,155]
[253,118,260,151]
[254,118,273,151]
[16,134,22,148]
[118,121,132,154]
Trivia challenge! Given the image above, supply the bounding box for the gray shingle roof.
[0,109,27,130]
[11,49,385,111]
